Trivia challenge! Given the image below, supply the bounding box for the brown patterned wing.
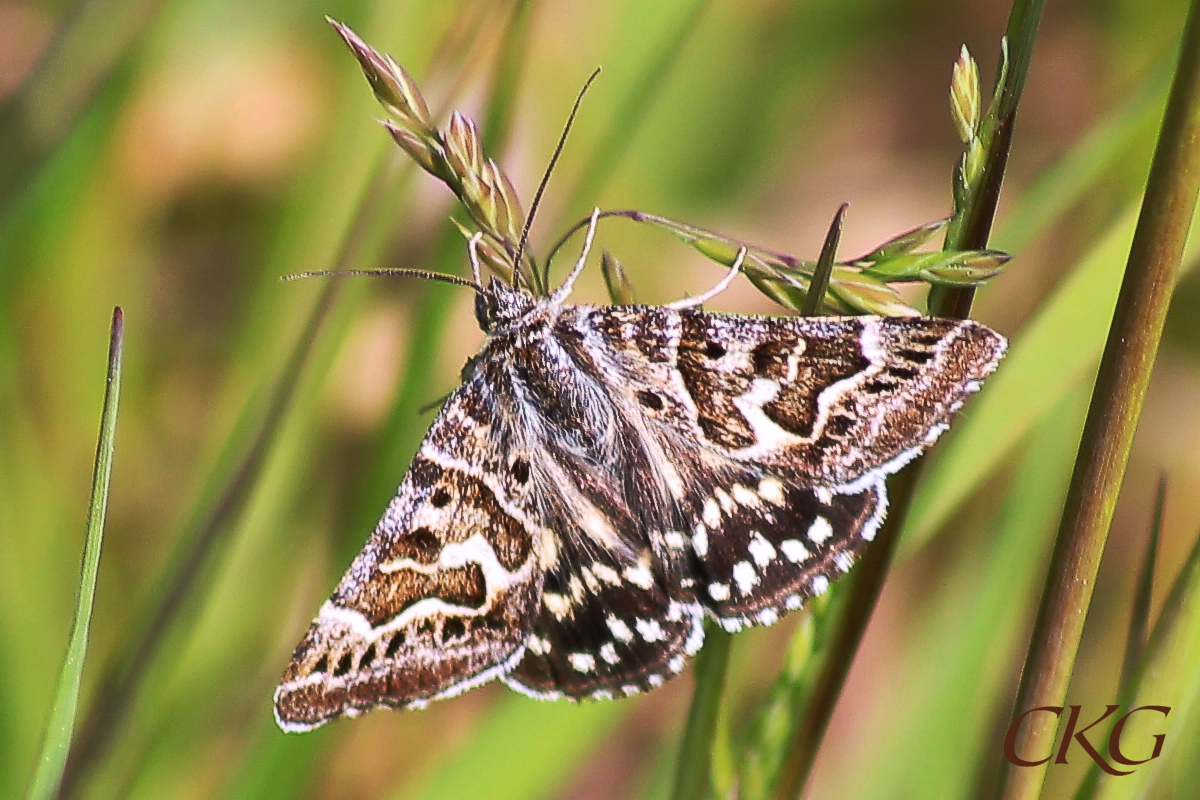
[570,306,1005,631]
[671,311,1006,488]
[274,378,543,731]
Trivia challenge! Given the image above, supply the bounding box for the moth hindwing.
[274,279,1005,731]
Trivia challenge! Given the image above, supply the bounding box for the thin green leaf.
[801,204,846,316]
[25,307,122,800]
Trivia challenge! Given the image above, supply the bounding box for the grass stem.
[993,1,1200,796]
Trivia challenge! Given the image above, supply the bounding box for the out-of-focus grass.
[5,1,1200,800]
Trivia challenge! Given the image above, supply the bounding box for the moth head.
[475,279,535,333]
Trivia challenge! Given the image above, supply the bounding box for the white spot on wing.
[715,487,736,514]
[581,566,601,593]
[527,634,551,655]
[733,561,759,594]
[636,618,665,642]
[569,653,596,673]
[731,483,761,508]
[664,531,686,549]
[668,655,686,673]
[703,498,721,527]
[708,582,730,601]
[624,564,655,590]
[811,575,830,595]
[780,539,810,563]
[599,642,620,664]
[756,608,778,625]
[648,674,664,687]
[758,476,785,505]
[592,563,621,585]
[835,552,854,572]
[545,593,571,619]
[748,532,777,567]
[607,615,634,643]
[807,516,834,544]
[692,525,709,556]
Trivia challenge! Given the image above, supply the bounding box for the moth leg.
[551,207,601,303]
[467,231,484,285]
[665,247,746,310]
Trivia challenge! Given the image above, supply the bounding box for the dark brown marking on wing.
[342,564,486,627]
[677,311,756,449]
[759,325,868,439]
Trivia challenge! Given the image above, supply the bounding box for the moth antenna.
[467,232,484,286]
[665,247,748,310]
[550,207,600,303]
[514,66,602,285]
[283,269,484,292]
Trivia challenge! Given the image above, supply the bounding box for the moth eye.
[309,655,329,674]
[430,487,452,508]
[384,631,405,658]
[510,457,531,484]
[636,390,664,410]
[704,340,727,359]
[333,651,354,677]
[443,618,467,641]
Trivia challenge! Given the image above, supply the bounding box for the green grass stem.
[762,2,1046,796]
[25,307,123,800]
[670,623,733,800]
[994,1,1200,796]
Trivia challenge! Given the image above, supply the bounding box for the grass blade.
[1071,477,1168,800]
[670,622,733,800]
[800,203,846,316]
[24,307,123,800]
[1082,523,1200,800]
[993,0,1200,795]
[1120,475,1165,696]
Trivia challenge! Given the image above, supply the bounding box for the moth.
[274,219,1006,732]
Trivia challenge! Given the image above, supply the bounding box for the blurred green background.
[3,0,1199,798]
